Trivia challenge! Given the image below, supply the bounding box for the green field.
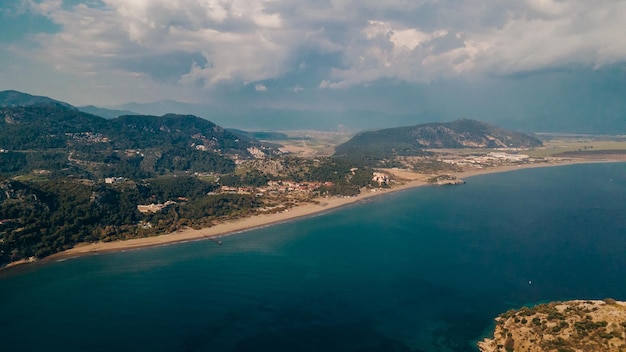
[527,135,626,157]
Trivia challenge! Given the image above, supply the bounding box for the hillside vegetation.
[0,103,274,178]
[0,91,378,265]
[0,90,557,267]
[335,118,542,165]
[479,300,626,352]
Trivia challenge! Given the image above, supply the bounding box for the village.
[436,150,538,168]
[134,150,547,214]
[136,180,336,214]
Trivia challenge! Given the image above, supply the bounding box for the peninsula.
[479,299,626,352]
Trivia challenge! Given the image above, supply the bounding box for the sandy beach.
[10,157,625,268]
[44,178,429,261]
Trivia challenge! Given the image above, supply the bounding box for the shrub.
[604,298,617,305]
[504,337,514,352]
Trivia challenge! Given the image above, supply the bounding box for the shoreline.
[4,157,625,271]
[41,177,430,263]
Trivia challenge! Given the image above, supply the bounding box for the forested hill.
[0,93,274,178]
[108,113,257,153]
[335,119,543,161]
[0,90,76,109]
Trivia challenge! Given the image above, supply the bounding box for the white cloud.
[526,0,572,17]
[23,0,294,88]
[24,0,63,15]
[14,0,626,95]
[255,84,267,91]
[317,0,626,88]
[291,84,303,93]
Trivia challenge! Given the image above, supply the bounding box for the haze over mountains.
[0,90,75,110]
[2,86,624,134]
[108,81,626,133]
[3,1,626,136]
[0,89,548,176]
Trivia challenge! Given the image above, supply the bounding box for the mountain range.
[0,89,547,177]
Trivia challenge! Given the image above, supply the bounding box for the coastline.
[5,157,625,270]
[41,177,430,263]
[478,299,626,352]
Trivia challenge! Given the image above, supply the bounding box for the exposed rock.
[479,299,626,352]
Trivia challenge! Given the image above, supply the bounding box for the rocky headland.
[479,299,626,352]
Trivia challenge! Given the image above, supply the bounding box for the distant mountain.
[335,119,543,161]
[116,100,205,117]
[0,90,139,119]
[0,90,76,110]
[78,105,139,119]
[227,129,290,141]
[114,100,418,131]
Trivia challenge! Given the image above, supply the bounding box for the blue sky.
[1,0,626,131]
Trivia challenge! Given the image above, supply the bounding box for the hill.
[334,119,543,164]
[0,103,109,149]
[77,105,139,119]
[479,299,626,352]
[0,90,75,110]
[0,96,275,178]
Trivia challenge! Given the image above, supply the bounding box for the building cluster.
[104,177,125,184]
[264,180,335,193]
[124,149,144,157]
[372,172,390,186]
[440,152,532,167]
[66,132,110,143]
[219,186,255,195]
[486,152,530,161]
[219,181,334,196]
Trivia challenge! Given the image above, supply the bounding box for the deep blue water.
[1,163,625,352]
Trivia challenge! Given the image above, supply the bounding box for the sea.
[1,162,625,352]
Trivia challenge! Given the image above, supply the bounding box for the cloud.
[255,84,267,92]
[11,0,626,94]
[23,0,63,15]
[21,0,294,88]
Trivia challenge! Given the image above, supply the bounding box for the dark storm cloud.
[114,52,209,83]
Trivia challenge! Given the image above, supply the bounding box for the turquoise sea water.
[1,163,625,352]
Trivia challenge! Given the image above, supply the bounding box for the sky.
[1,0,625,132]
